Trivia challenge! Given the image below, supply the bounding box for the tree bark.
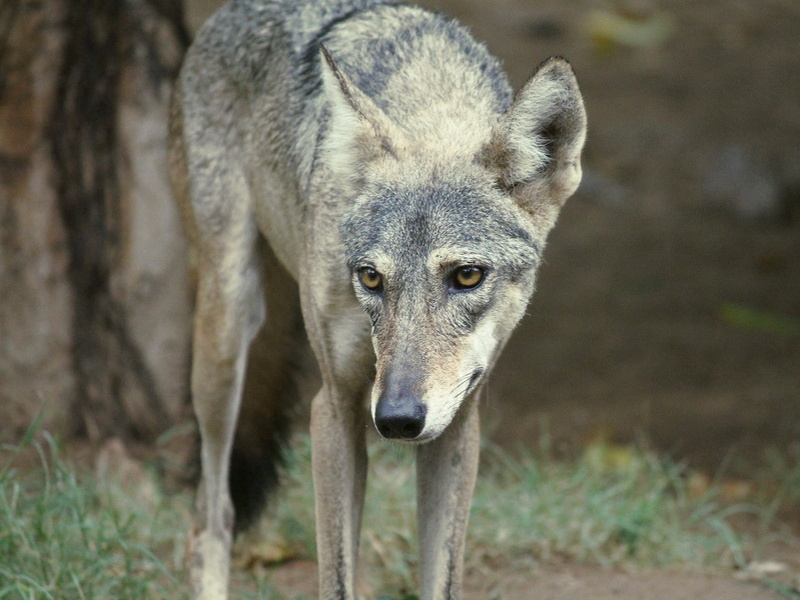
[0,0,191,443]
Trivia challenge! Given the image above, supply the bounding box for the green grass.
[256,434,792,597]
[0,433,187,599]
[472,442,755,567]
[1,425,796,599]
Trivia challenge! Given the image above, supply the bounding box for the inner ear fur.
[479,57,587,209]
[319,45,408,184]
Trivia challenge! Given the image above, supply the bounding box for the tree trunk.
[0,0,192,443]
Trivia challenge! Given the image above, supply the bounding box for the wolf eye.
[452,266,484,290]
[358,267,383,292]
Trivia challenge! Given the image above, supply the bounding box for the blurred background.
[419,0,800,476]
[1,0,799,481]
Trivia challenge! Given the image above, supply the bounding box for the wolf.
[168,0,586,598]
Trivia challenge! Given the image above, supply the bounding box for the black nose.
[375,395,427,440]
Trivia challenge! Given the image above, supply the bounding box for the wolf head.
[320,47,586,442]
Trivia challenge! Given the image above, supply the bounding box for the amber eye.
[359,267,383,292]
[452,266,484,290]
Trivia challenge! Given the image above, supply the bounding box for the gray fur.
[170,0,586,598]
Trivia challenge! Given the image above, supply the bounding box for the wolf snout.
[375,373,427,439]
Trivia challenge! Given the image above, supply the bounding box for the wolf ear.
[480,57,586,216]
[319,45,407,187]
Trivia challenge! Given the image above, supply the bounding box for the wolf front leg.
[189,246,265,600]
[303,286,372,599]
[416,397,481,600]
[310,387,369,600]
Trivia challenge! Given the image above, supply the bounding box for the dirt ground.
[260,559,789,600]
[183,0,800,598]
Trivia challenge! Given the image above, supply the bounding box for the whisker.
[450,373,473,397]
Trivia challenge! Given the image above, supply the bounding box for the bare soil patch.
[256,561,789,600]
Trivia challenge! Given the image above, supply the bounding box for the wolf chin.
[169,0,586,598]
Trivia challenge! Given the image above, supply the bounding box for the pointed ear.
[319,45,407,187]
[480,57,586,213]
